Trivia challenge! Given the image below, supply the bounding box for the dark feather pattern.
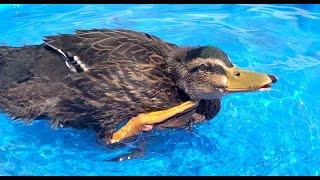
[0,29,221,142]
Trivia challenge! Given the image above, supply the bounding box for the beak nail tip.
[268,75,278,83]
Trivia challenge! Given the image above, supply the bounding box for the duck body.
[0,29,220,141]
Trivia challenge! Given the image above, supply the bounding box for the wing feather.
[43,29,177,73]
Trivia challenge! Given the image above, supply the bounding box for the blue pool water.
[0,4,320,175]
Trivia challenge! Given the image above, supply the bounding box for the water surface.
[0,4,319,175]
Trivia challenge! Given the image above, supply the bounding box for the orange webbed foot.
[108,101,197,144]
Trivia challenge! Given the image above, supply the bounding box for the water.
[0,4,319,175]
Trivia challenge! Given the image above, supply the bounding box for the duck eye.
[190,64,207,73]
[235,72,241,77]
[198,64,207,71]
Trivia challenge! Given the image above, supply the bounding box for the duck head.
[168,46,278,100]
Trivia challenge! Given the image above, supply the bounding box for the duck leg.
[107,101,197,144]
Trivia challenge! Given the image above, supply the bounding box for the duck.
[0,28,277,145]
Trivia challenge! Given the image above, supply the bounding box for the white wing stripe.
[45,41,89,73]
[73,56,89,72]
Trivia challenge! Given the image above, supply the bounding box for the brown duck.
[0,29,277,144]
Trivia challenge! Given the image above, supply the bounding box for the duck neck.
[165,47,190,96]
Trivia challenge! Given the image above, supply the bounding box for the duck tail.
[0,44,71,123]
[0,45,49,119]
[0,45,42,88]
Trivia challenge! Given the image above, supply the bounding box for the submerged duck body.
[0,29,276,144]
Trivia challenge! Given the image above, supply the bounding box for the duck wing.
[43,29,182,112]
[43,29,177,73]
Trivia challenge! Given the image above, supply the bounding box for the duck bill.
[225,67,277,93]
